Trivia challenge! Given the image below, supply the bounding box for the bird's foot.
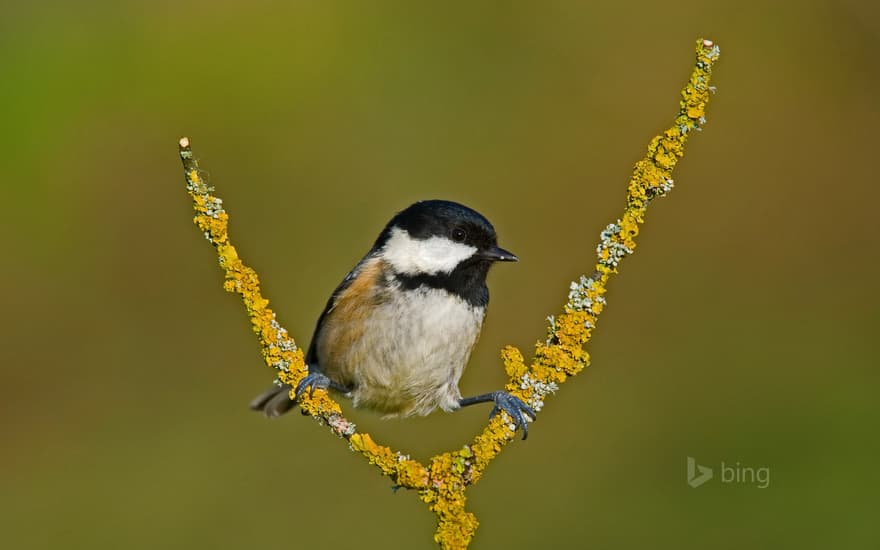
[459,391,536,439]
[294,371,332,400]
[487,391,536,440]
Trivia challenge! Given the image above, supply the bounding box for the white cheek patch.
[382,227,477,275]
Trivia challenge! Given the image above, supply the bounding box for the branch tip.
[179,136,191,149]
[702,38,714,47]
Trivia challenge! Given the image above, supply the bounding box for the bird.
[249,199,536,438]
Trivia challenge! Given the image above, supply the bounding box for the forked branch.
[178,38,720,549]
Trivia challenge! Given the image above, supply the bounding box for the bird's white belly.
[327,287,484,417]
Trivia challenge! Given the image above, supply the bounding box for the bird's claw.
[294,371,332,401]
[488,391,536,440]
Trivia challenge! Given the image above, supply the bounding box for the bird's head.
[375,200,517,279]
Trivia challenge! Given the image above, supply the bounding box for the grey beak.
[480,245,518,262]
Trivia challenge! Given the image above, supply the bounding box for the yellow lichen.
[178,37,719,549]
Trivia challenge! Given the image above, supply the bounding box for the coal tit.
[250,200,536,438]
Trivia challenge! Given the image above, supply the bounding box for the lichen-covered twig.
[179,38,720,549]
[179,137,431,492]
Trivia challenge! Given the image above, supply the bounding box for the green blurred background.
[1,1,877,548]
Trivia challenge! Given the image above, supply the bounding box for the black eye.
[451,227,467,242]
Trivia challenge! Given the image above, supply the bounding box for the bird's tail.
[249,384,297,417]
